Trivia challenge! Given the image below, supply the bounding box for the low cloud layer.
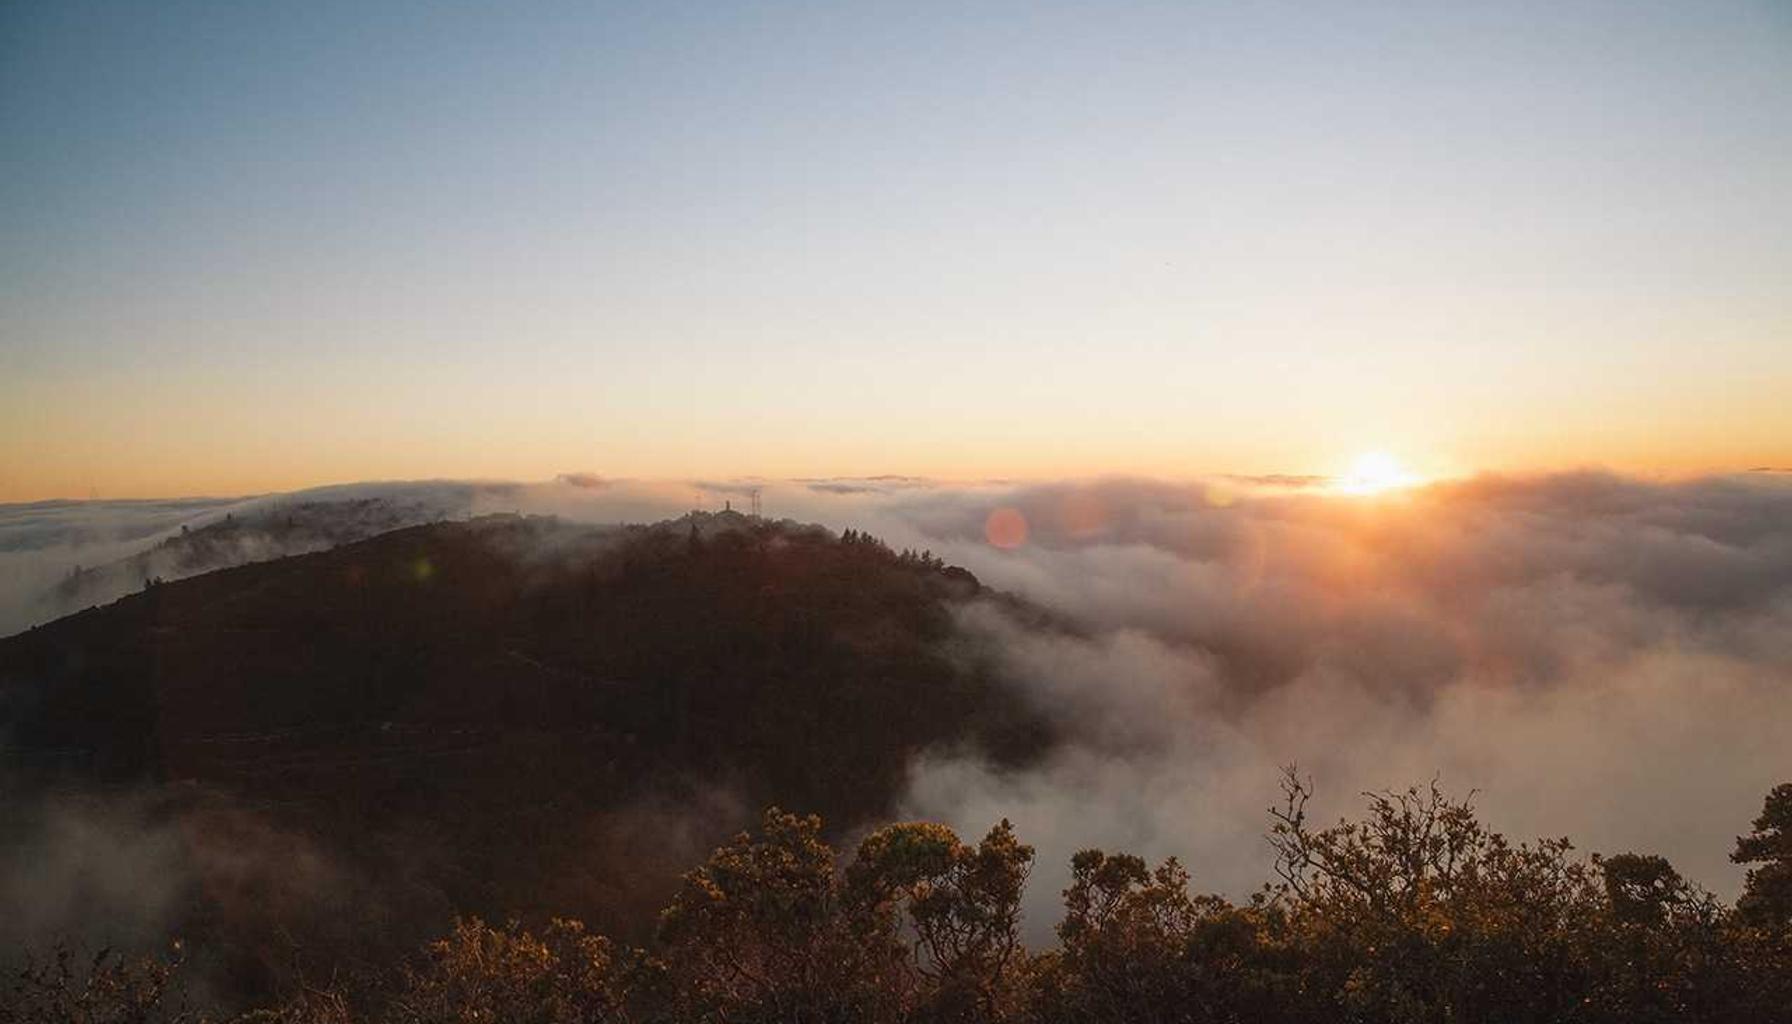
[868,472,1792,931]
[4,470,1789,938]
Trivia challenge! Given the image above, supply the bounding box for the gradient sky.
[2,0,1789,499]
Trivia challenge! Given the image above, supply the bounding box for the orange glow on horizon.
[1336,452,1424,495]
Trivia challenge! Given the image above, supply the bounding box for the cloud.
[870,473,1792,934]
[5,469,1789,944]
[0,791,193,956]
[800,475,937,495]
[0,786,370,980]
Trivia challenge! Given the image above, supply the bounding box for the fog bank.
[5,470,1788,933]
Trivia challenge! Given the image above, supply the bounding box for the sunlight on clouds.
[1336,451,1423,495]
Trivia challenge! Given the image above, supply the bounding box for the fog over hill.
[1,510,1044,997]
[3,470,1790,970]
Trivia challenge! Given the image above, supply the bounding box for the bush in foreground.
[10,777,1791,1024]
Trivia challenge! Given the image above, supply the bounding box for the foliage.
[1266,769,1614,1022]
[1026,849,1310,1023]
[652,808,1033,1023]
[1733,782,1792,929]
[3,944,197,1024]
[848,819,1034,1021]
[387,917,626,1024]
[7,778,1791,1024]
[654,807,904,1023]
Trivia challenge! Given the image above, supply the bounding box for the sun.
[1338,451,1420,495]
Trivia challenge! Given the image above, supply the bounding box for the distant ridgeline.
[0,512,1054,997]
[39,487,505,624]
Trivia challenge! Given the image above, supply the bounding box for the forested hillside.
[1,514,1052,999]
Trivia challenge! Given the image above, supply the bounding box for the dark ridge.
[35,490,492,625]
[0,513,1055,998]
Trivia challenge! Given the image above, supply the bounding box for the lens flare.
[984,506,1029,549]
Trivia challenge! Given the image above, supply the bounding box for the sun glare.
[1339,451,1420,495]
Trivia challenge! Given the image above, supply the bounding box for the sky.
[2,0,1790,500]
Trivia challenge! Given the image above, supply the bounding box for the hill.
[27,484,513,630]
[0,512,1053,998]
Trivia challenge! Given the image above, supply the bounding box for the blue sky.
[3,1,1789,497]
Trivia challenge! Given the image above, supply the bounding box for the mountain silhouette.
[35,485,507,626]
[0,512,1053,995]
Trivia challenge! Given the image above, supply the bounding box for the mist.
[4,470,1789,940]
[868,471,1792,932]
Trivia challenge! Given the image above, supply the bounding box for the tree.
[1589,852,1738,1022]
[1266,768,1605,1023]
[655,808,908,1024]
[848,820,1033,1021]
[1035,849,1203,1017]
[1023,846,1311,1024]
[387,917,626,1024]
[1597,852,1690,927]
[1733,782,1792,930]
